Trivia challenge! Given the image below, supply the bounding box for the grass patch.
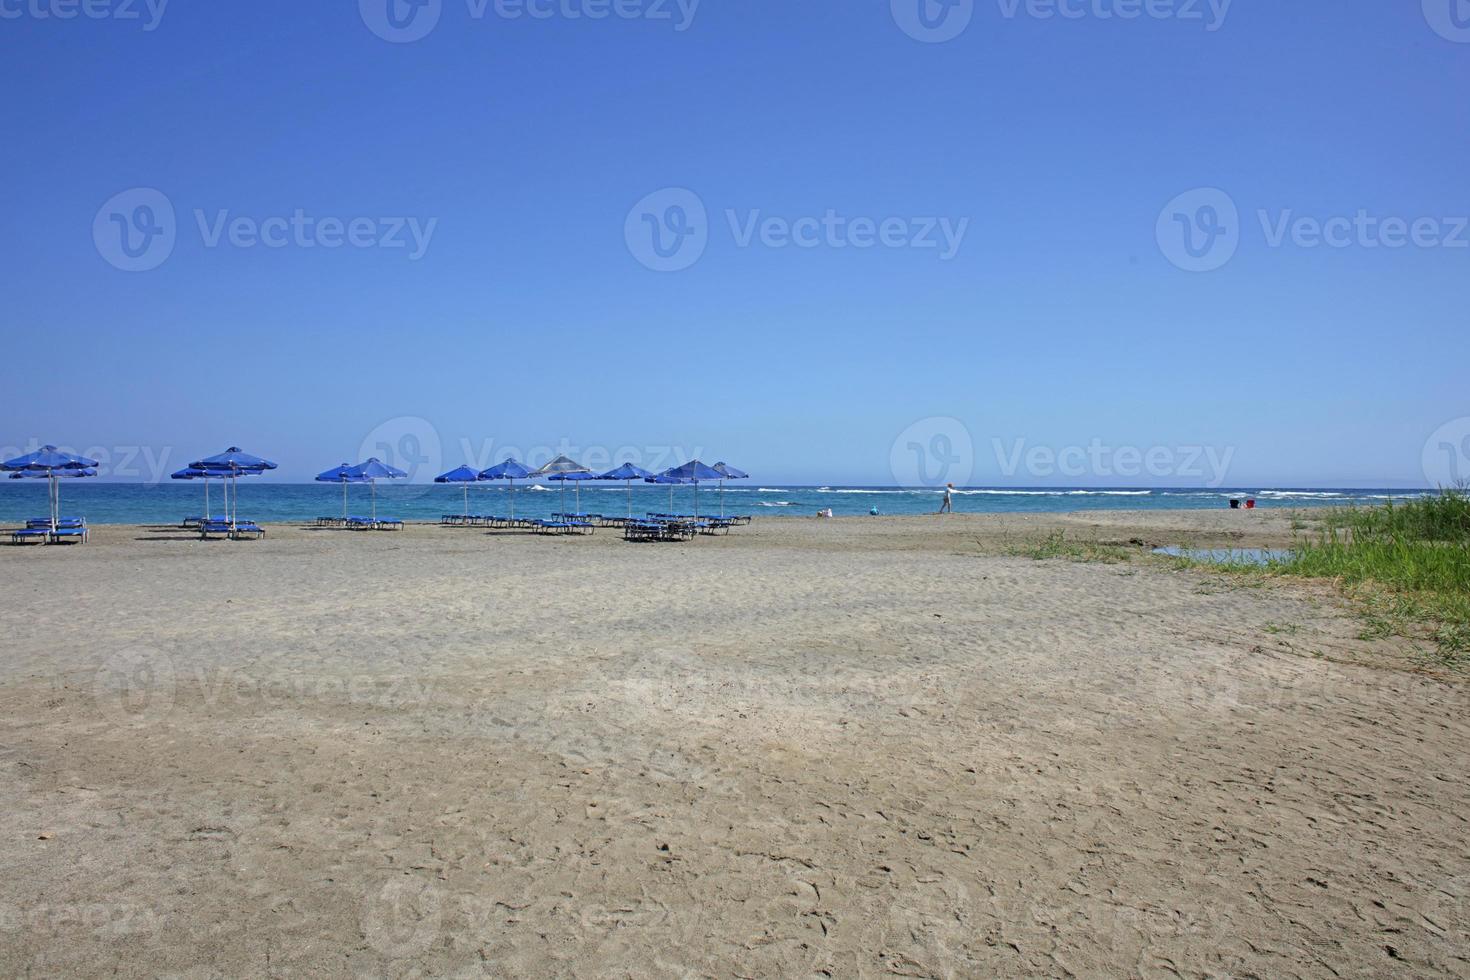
[1278,490,1470,668]
[1005,530,1133,564]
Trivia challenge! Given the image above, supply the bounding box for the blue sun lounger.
[10,527,49,545]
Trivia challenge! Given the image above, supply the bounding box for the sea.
[0,483,1436,526]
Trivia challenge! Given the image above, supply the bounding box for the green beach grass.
[1277,490,1470,665]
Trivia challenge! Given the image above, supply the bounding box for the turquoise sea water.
[0,483,1434,526]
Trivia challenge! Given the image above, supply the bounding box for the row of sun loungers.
[436,510,748,542]
[314,516,403,530]
[198,518,266,540]
[9,517,88,545]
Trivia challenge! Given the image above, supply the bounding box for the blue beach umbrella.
[190,447,277,527]
[348,458,407,523]
[479,457,535,521]
[2,445,101,532]
[662,460,724,518]
[600,463,656,518]
[435,464,483,518]
[316,463,370,520]
[712,462,749,518]
[531,455,590,517]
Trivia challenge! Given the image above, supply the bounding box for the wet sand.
[1,512,1466,977]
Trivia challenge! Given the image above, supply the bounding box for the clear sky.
[2,1,1466,486]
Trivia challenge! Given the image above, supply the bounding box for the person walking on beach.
[937,483,954,514]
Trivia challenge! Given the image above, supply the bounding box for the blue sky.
[2,1,1466,486]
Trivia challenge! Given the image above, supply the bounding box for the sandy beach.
[1,511,1466,977]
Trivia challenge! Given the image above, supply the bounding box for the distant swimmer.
[937,483,954,514]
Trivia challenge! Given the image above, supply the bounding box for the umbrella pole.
[510,479,515,521]
[463,484,469,518]
[371,479,377,522]
[720,478,725,518]
[51,472,58,533]
[342,480,348,519]
[626,479,632,519]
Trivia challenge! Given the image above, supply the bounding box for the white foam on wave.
[758,501,794,507]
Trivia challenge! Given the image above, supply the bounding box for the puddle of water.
[1152,546,1294,566]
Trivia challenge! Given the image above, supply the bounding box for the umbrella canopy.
[190,448,276,527]
[479,458,535,521]
[2,446,101,532]
[190,446,277,473]
[531,454,590,477]
[712,462,749,517]
[435,465,483,518]
[662,460,723,517]
[2,445,100,471]
[600,463,656,518]
[317,463,370,520]
[532,455,590,516]
[347,458,406,522]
